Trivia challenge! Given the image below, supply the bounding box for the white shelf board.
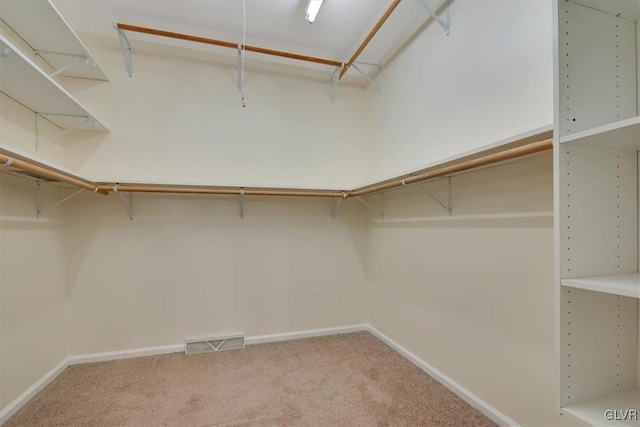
[352,124,553,190]
[0,142,95,182]
[0,0,108,81]
[563,388,640,426]
[0,35,108,132]
[562,273,640,298]
[560,116,640,151]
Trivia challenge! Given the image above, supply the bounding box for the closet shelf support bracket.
[351,62,382,93]
[237,44,244,92]
[114,185,134,220]
[36,181,84,219]
[239,188,245,219]
[356,193,384,219]
[329,63,345,103]
[115,24,133,77]
[35,113,92,151]
[34,50,92,78]
[418,0,451,35]
[415,176,452,216]
[331,193,346,219]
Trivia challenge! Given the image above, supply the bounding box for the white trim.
[67,343,184,366]
[365,325,520,427]
[0,324,516,427]
[0,357,70,425]
[60,325,370,366]
[245,324,369,345]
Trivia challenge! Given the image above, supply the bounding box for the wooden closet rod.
[116,23,343,68]
[96,183,344,198]
[339,0,402,79]
[0,153,108,195]
[349,136,553,197]
[0,131,552,200]
[93,130,552,198]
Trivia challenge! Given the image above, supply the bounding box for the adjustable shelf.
[563,388,639,426]
[0,0,108,80]
[560,116,640,151]
[0,35,108,149]
[562,273,640,299]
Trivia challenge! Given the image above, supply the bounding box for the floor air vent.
[185,335,245,354]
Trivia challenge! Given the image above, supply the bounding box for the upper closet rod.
[339,0,401,79]
[115,23,343,67]
[0,153,107,194]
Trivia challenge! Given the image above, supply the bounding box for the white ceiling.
[51,0,439,76]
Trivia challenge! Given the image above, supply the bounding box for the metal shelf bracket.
[414,176,452,215]
[352,62,382,93]
[35,112,92,151]
[114,185,134,220]
[36,181,85,219]
[34,50,92,78]
[331,192,347,219]
[329,63,345,103]
[239,187,245,219]
[237,44,244,92]
[418,0,451,35]
[115,24,133,77]
[356,193,384,219]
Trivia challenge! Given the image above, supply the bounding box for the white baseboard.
[66,324,369,366]
[0,357,70,425]
[1,324,517,427]
[67,343,185,366]
[365,325,519,427]
[245,324,369,345]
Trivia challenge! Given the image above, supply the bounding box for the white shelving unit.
[0,35,108,146]
[0,0,108,81]
[556,1,640,425]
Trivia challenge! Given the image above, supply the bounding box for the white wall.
[64,192,367,355]
[57,36,368,189]
[0,174,68,410]
[364,0,553,183]
[364,152,576,426]
[360,2,565,425]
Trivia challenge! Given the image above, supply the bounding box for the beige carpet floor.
[6,331,496,426]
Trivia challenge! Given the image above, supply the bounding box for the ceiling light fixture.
[305,0,323,23]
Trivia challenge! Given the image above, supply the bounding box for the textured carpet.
[5,332,495,426]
